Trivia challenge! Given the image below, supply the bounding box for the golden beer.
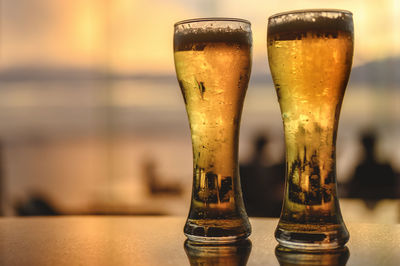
[174,18,252,242]
[267,10,354,249]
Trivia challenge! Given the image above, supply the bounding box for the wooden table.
[0,216,399,265]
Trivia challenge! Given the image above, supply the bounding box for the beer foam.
[174,27,252,51]
[268,9,353,36]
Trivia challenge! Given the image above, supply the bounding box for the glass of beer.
[174,18,252,243]
[267,10,354,249]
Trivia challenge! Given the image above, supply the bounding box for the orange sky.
[1,0,399,74]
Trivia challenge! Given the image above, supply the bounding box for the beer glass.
[267,10,354,249]
[174,18,252,243]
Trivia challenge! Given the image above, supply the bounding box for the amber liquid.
[174,30,252,241]
[268,19,353,248]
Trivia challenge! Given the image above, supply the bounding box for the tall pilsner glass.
[267,10,354,249]
[174,18,252,243]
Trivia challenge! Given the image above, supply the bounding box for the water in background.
[0,78,399,216]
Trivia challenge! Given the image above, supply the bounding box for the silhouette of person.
[142,158,183,196]
[347,131,398,206]
[15,193,59,216]
[240,133,285,217]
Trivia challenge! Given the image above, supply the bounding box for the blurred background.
[0,0,398,223]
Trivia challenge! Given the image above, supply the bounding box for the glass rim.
[268,9,353,20]
[174,17,251,27]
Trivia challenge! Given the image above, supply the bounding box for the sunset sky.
[1,0,399,74]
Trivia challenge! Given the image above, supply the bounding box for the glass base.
[184,218,251,244]
[275,226,349,250]
[185,234,248,244]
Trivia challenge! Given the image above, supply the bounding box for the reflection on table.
[275,245,349,266]
[184,239,252,266]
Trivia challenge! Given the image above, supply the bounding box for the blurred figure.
[240,133,285,217]
[142,157,183,196]
[347,131,398,208]
[15,193,59,216]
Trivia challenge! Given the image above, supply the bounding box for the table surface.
[0,216,399,266]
